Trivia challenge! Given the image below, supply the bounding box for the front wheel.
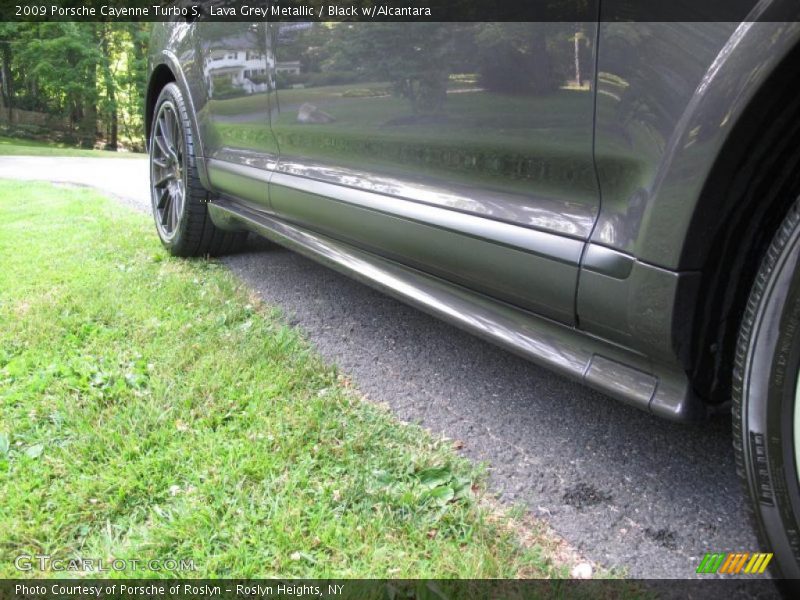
[149,82,246,256]
[734,198,800,583]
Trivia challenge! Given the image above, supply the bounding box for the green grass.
[0,135,144,158]
[0,180,578,579]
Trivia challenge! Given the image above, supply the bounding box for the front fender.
[591,1,800,269]
[148,24,212,190]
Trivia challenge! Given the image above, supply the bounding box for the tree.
[332,23,456,114]
[100,24,118,149]
[1,22,150,151]
[474,23,558,95]
[114,23,150,150]
[14,23,101,145]
[0,23,18,122]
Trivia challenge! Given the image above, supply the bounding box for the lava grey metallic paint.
[146,1,800,421]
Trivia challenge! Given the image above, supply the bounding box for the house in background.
[203,35,273,97]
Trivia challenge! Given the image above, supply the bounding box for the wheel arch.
[678,28,800,404]
[145,51,212,190]
[145,63,176,153]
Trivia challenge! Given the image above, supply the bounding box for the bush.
[341,87,390,98]
[211,75,239,99]
[305,71,365,88]
[275,71,308,90]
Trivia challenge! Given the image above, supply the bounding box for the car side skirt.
[208,197,706,422]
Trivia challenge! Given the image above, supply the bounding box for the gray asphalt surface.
[0,156,763,579]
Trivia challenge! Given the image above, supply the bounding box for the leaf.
[372,469,393,485]
[427,485,455,505]
[25,443,44,459]
[415,466,452,489]
[289,551,317,564]
[0,433,9,456]
[124,372,147,389]
[452,477,472,500]
[4,357,27,378]
[297,552,317,564]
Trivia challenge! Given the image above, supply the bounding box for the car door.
[266,13,600,324]
[195,2,277,209]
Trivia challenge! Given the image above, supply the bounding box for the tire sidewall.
[740,206,800,579]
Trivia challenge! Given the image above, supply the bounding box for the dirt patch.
[644,527,678,550]
[562,483,612,509]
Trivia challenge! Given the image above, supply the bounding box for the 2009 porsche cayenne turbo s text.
[147,1,800,580]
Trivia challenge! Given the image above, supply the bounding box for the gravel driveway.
[0,155,762,579]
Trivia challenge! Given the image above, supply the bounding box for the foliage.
[274,22,590,115]
[474,24,562,95]
[0,21,591,149]
[0,23,150,151]
[331,23,456,114]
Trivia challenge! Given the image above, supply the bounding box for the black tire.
[149,82,246,257]
[734,197,800,583]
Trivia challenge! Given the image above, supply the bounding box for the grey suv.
[147,3,800,579]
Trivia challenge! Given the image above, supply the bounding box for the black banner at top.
[2,0,800,23]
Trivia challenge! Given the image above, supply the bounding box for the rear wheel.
[149,82,246,256]
[734,198,800,583]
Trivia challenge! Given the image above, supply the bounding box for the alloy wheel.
[150,101,186,240]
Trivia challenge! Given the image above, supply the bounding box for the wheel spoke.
[158,114,169,147]
[160,192,173,227]
[163,110,178,155]
[166,144,178,163]
[154,127,170,158]
[152,156,168,169]
[161,110,173,146]
[156,187,169,210]
[171,194,179,230]
[154,172,174,189]
[171,113,181,157]
[157,115,178,162]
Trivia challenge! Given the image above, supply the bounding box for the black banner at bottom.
[0,579,785,600]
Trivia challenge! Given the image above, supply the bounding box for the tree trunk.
[79,24,99,148]
[574,31,582,88]
[529,33,553,95]
[1,42,13,123]
[101,25,118,149]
